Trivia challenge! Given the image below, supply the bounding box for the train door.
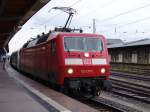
[48,39,58,84]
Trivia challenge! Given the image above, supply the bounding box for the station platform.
[0,62,98,112]
[0,62,51,112]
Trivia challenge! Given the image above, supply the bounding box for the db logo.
[83,59,91,65]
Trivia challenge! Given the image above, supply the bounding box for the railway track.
[111,78,150,91]
[112,85,150,103]
[75,96,140,112]
[110,76,150,104]
[91,97,142,112]
[111,72,150,82]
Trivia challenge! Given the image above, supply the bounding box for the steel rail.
[91,97,141,112]
[111,72,150,81]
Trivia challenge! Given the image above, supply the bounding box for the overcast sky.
[9,0,150,53]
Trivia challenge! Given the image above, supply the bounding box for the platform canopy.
[0,0,50,55]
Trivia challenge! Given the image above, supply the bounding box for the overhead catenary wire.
[118,16,150,28]
[96,2,150,23]
[98,25,150,41]
[37,0,82,26]
[76,1,150,34]
[79,0,118,18]
[98,28,150,41]
[30,1,150,36]
[97,15,150,33]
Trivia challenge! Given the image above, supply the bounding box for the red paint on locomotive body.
[19,32,110,86]
[56,33,110,84]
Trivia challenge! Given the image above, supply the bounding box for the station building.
[107,38,150,74]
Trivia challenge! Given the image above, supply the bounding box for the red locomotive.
[10,7,112,97]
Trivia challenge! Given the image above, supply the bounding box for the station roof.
[0,0,50,53]
[107,39,124,45]
[108,38,150,49]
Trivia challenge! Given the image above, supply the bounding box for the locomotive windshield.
[64,37,103,52]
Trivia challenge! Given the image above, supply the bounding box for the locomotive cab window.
[64,37,103,52]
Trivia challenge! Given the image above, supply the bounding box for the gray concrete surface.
[0,62,49,112]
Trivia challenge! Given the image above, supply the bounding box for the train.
[10,7,112,97]
[10,28,112,97]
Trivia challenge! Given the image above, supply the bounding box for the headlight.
[67,68,74,74]
[101,68,106,74]
[84,53,89,57]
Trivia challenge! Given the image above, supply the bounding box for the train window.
[64,37,84,51]
[85,38,103,52]
[64,37,103,52]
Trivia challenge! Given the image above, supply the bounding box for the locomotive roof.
[22,31,105,49]
[47,31,105,40]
